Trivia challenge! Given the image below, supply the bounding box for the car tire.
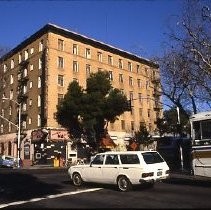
[72,172,83,186]
[117,176,132,192]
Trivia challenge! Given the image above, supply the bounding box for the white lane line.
[0,188,103,209]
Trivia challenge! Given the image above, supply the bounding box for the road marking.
[0,188,103,209]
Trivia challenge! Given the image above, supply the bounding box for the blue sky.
[0,0,183,58]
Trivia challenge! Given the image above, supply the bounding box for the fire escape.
[152,71,162,122]
[17,59,29,138]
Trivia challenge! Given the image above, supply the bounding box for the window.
[0,124,3,133]
[38,95,41,107]
[29,99,32,106]
[85,48,91,59]
[9,89,13,100]
[129,91,133,100]
[105,155,119,165]
[73,44,78,55]
[146,81,150,89]
[23,121,27,130]
[29,81,33,88]
[58,57,64,68]
[92,154,104,165]
[129,76,133,86]
[19,53,22,63]
[23,85,27,94]
[137,65,140,73]
[30,64,34,71]
[109,71,113,81]
[22,103,27,111]
[28,117,32,125]
[39,40,43,52]
[9,106,12,115]
[73,61,79,72]
[3,64,8,72]
[131,121,134,131]
[37,114,41,126]
[39,58,42,69]
[30,48,34,54]
[148,109,151,118]
[24,49,29,60]
[142,152,164,164]
[128,62,132,72]
[139,108,143,117]
[119,59,123,69]
[119,74,123,83]
[58,94,64,104]
[58,39,64,51]
[120,154,140,164]
[97,52,102,62]
[1,109,4,117]
[10,75,14,84]
[137,79,141,88]
[58,75,64,86]
[121,120,125,130]
[86,64,91,76]
[23,68,28,77]
[38,76,41,88]
[138,93,142,103]
[108,55,113,65]
[8,123,11,132]
[11,59,14,69]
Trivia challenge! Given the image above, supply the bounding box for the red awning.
[100,136,117,148]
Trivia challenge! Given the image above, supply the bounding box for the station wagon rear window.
[120,154,140,164]
[142,152,164,164]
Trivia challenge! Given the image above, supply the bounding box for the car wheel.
[117,176,132,192]
[72,172,83,186]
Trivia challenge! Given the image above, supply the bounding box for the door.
[101,154,120,184]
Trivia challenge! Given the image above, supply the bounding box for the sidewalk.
[169,170,211,182]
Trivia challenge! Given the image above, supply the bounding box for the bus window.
[201,120,211,139]
[193,121,201,140]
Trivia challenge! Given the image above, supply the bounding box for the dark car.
[0,155,17,168]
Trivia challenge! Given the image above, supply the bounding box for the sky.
[0,0,183,59]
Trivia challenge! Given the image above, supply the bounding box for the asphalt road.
[1,168,211,209]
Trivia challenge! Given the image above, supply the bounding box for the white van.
[68,151,169,191]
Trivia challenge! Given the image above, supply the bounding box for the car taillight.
[165,170,170,174]
[142,172,154,178]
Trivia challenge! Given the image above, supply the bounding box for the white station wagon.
[68,151,169,191]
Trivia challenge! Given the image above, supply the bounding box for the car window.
[105,155,119,165]
[120,154,140,164]
[142,152,164,164]
[92,155,105,165]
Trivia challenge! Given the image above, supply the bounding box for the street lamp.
[2,97,21,168]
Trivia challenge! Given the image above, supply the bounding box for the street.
[0,168,211,209]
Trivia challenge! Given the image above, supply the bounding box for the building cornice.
[0,23,159,68]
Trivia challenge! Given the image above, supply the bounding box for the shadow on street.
[0,170,62,203]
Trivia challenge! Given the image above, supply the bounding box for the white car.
[68,151,169,192]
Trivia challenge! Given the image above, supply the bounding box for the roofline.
[0,23,159,68]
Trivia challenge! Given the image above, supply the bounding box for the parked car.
[0,155,17,168]
[68,151,169,192]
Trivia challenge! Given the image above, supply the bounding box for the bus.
[190,111,211,177]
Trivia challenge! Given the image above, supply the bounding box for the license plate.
[157,171,162,176]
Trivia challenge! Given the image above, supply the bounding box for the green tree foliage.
[134,122,152,146]
[56,71,130,150]
[157,107,191,136]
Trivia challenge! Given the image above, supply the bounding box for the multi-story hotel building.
[0,23,162,166]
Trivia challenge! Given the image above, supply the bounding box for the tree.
[157,108,191,137]
[158,0,211,115]
[56,71,130,150]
